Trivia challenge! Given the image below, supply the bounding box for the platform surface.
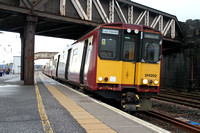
[0,72,170,133]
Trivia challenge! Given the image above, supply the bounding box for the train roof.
[72,23,161,45]
[100,22,161,32]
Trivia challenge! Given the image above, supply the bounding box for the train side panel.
[67,42,84,83]
[43,63,49,75]
[83,36,94,85]
[54,32,97,88]
[52,54,59,78]
[49,59,53,77]
[84,32,99,91]
[46,62,50,75]
[58,49,68,79]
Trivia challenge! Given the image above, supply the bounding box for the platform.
[0,72,170,133]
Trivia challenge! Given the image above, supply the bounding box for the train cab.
[96,23,162,111]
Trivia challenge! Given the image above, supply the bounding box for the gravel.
[133,98,200,133]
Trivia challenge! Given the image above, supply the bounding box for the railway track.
[152,91,200,109]
[160,91,200,101]
[144,111,200,133]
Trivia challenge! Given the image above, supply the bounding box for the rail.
[153,92,200,109]
[160,91,200,101]
[145,111,200,133]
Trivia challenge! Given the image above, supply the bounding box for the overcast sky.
[35,36,74,64]
[132,0,199,22]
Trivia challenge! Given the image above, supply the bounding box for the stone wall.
[161,19,200,92]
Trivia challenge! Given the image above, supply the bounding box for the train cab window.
[143,33,161,63]
[145,43,159,62]
[99,28,120,60]
[123,36,136,61]
[99,37,117,59]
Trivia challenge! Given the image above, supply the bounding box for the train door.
[56,55,60,77]
[121,34,138,85]
[65,49,71,80]
[80,40,88,84]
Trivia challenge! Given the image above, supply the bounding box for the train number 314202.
[145,74,157,78]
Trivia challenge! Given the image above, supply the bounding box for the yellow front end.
[96,57,122,85]
[96,57,161,90]
[96,56,136,90]
[135,62,161,89]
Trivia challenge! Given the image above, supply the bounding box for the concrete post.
[24,15,38,85]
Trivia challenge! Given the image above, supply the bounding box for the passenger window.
[99,37,117,59]
[73,48,78,56]
[85,42,92,64]
[72,48,78,64]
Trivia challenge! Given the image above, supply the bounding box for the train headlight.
[98,77,103,82]
[142,79,148,84]
[154,80,159,85]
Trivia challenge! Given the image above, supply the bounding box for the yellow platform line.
[35,85,53,133]
[46,85,116,133]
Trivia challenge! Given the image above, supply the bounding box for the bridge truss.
[60,0,183,41]
[0,0,184,85]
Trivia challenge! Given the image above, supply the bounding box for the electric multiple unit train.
[43,23,163,111]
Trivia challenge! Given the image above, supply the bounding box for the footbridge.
[0,0,184,84]
[34,52,58,60]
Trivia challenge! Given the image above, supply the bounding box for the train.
[43,23,163,111]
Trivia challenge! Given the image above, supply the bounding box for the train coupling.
[121,92,140,111]
[123,104,141,111]
[124,104,137,111]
